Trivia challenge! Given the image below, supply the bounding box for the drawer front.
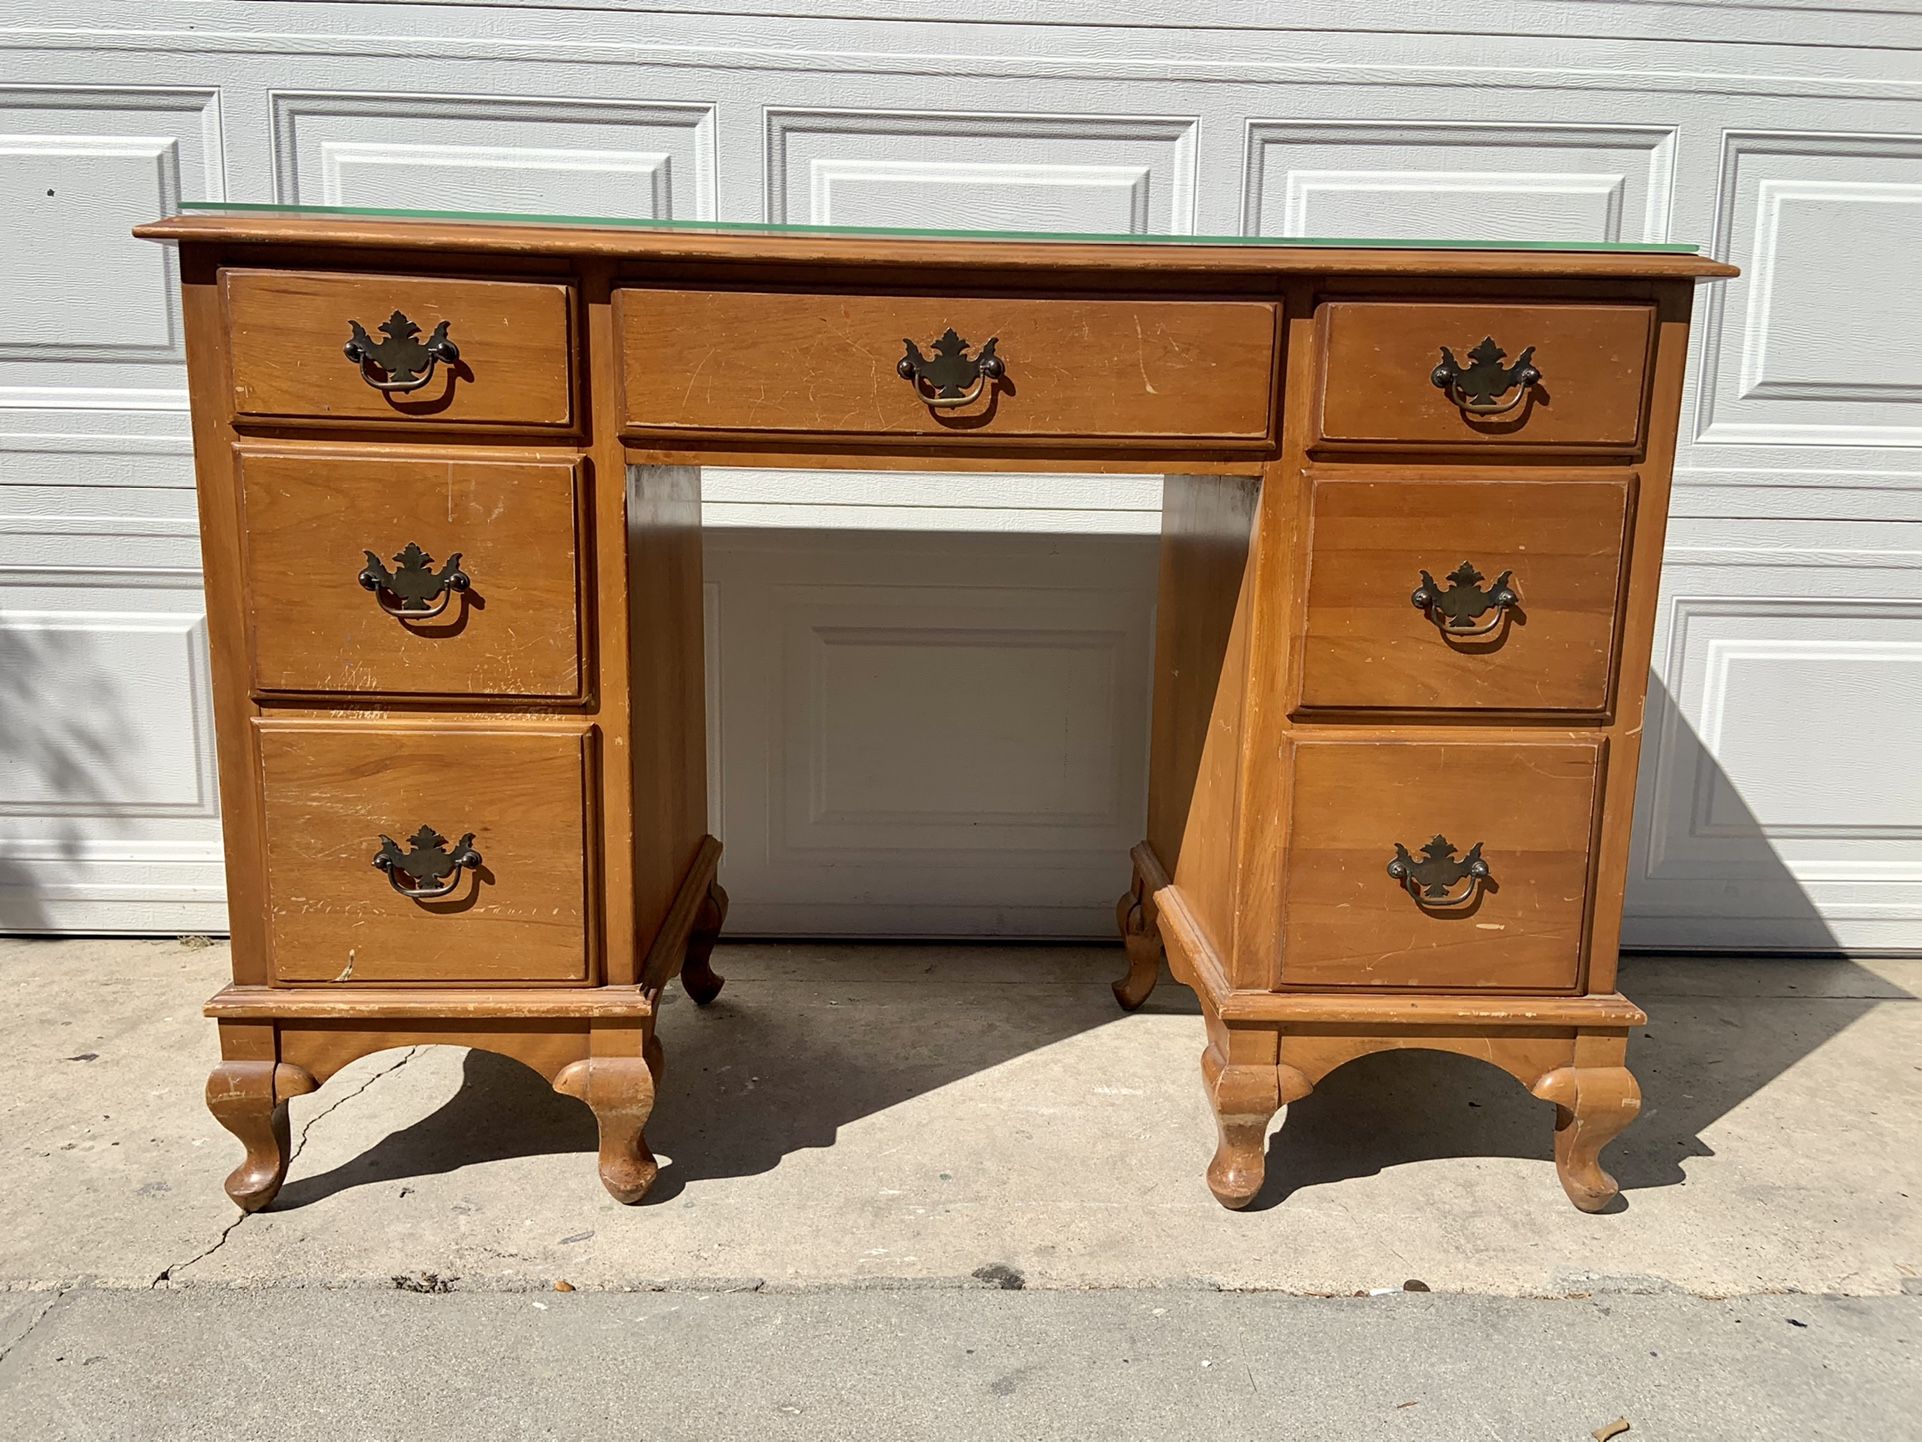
[617,288,1279,445]
[238,450,583,699]
[1278,737,1603,992]
[1296,474,1633,714]
[256,723,598,984]
[223,270,575,427]
[1316,301,1654,452]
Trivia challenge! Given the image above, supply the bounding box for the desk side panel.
[1582,280,1696,995]
[1148,474,1258,971]
[179,246,268,982]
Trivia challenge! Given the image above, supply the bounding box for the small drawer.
[237,449,584,700]
[1278,737,1603,992]
[616,287,1279,447]
[256,722,598,984]
[223,269,575,428]
[1315,300,1654,453]
[1295,474,1633,714]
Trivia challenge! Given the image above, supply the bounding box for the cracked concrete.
[0,1289,67,1367]
[3,938,1920,1298]
[150,1047,422,1287]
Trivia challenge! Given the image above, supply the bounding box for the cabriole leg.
[681,881,729,1005]
[1532,1064,1642,1212]
[553,1056,659,1204]
[1113,870,1163,1011]
[205,1059,316,1212]
[1202,1046,1291,1209]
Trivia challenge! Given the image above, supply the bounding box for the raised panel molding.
[706,531,1156,936]
[0,608,216,818]
[1241,120,1676,242]
[0,507,220,932]
[0,86,222,411]
[766,108,1198,233]
[1628,525,1922,949]
[796,622,1133,837]
[271,92,717,217]
[1696,131,1922,449]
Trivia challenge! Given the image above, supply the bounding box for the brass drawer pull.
[373,825,482,900]
[1430,336,1540,417]
[359,542,469,620]
[1386,834,1491,910]
[1411,562,1519,638]
[343,310,460,393]
[898,328,1004,408]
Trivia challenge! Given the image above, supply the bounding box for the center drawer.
[255,722,599,985]
[616,287,1280,446]
[1294,472,1634,715]
[1278,736,1605,993]
[237,449,585,700]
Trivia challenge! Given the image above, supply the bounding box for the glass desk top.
[176,202,1704,255]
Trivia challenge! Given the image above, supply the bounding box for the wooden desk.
[137,210,1735,1214]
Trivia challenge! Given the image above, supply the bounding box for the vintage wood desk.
[137,206,1734,1215]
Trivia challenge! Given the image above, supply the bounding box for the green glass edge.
[175,201,1702,254]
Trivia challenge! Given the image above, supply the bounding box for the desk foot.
[1533,1064,1642,1213]
[206,1059,316,1212]
[682,880,729,1005]
[554,1056,660,1204]
[1113,865,1164,1011]
[1201,1045,1289,1209]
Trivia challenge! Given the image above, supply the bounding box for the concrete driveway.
[3,939,1918,1439]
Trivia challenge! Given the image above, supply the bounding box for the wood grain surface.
[1277,736,1605,992]
[1316,300,1655,451]
[254,721,599,985]
[223,269,575,427]
[617,287,1279,445]
[1295,473,1633,714]
[238,449,584,699]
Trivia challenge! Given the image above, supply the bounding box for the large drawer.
[616,287,1280,446]
[237,449,585,700]
[223,269,575,428]
[1295,473,1634,714]
[255,722,599,985]
[1315,300,1654,453]
[1277,737,1604,992]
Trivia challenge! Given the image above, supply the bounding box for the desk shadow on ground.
[273,946,1156,1209]
[274,680,1909,1213]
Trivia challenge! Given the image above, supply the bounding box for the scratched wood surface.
[1294,473,1633,715]
[238,448,585,699]
[616,287,1281,445]
[1315,300,1655,451]
[223,269,576,428]
[1276,735,1605,992]
[253,721,599,985]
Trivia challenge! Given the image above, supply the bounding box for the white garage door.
[2,1,1917,951]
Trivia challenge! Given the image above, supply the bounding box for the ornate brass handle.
[898,328,1004,409]
[359,543,469,620]
[1387,835,1491,909]
[1431,336,1541,417]
[343,310,460,393]
[1410,562,1519,638]
[373,825,482,899]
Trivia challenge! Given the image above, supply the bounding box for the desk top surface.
[137,203,1738,280]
